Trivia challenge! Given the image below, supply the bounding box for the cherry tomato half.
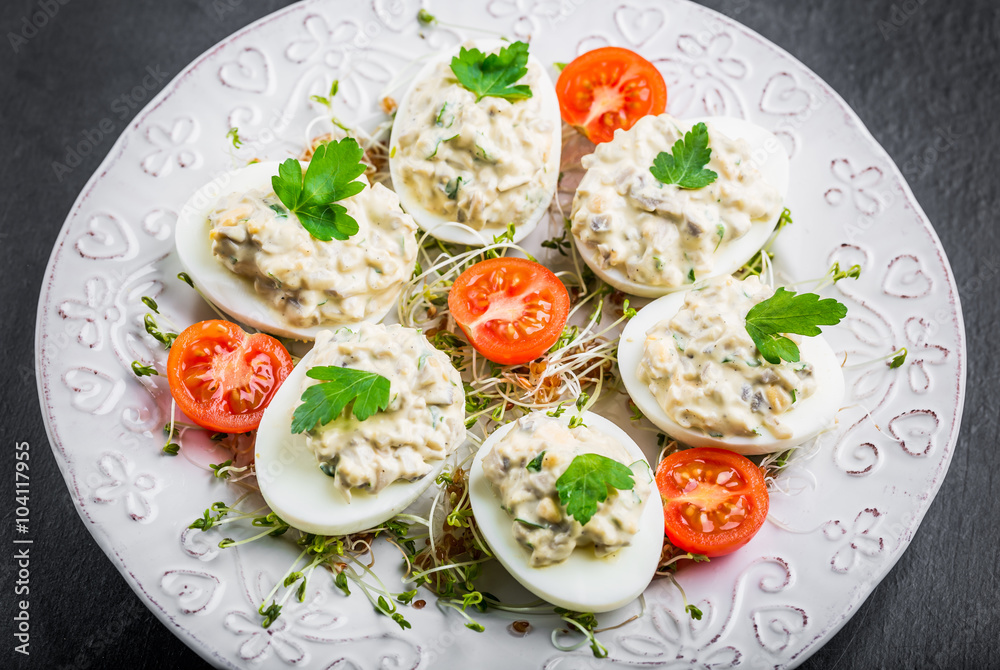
[655,447,769,557]
[447,257,570,366]
[556,46,667,144]
[167,320,293,433]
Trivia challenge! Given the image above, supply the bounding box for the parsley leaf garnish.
[744,288,848,364]
[649,122,718,189]
[271,138,367,241]
[291,366,391,433]
[555,454,635,527]
[449,41,533,102]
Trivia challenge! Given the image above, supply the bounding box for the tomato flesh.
[448,257,570,366]
[556,47,667,144]
[167,320,293,433]
[655,447,768,557]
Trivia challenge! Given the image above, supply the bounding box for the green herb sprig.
[291,366,391,433]
[555,454,636,526]
[272,138,367,241]
[650,122,718,189]
[744,288,847,364]
[525,451,546,472]
[449,41,533,102]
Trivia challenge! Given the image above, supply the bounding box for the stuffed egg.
[175,160,418,340]
[571,114,790,297]
[255,323,465,535]
[618,275,845,455]
[469,411,664,613]
[388,40,561,246]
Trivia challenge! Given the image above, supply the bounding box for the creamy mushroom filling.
[482,415,648,567]
[301,323,465,493]
[638,275,816,439]
[572,114,782,287]
[393,45,557,231]
[209,181,417,327]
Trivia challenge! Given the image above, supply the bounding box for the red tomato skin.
[655,447,769,557]
[166,320,293,433]
[448,257,570,366]
[555,46,667,144]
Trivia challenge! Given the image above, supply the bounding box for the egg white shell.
[574,116,790,298]
[469,411,665,613]
[388,40,561,247]
[618,291,845,455]
[254,344,446,535]
[175,162,391,341]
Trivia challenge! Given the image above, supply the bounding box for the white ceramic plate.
[35,1,966,668]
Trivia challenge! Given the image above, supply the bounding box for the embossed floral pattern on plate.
[35,1,965,668]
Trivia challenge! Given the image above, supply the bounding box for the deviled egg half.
[389,40,561,246]
[175,160,418,340]
[618,275,845,455]
[571,114,790,297]
[469,411,664,613]
[255,323,465,535]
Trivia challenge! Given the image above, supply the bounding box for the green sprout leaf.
[210,459,233,479]
[131,361,158,377]
[259,601,282,628]
[334,570,351,596]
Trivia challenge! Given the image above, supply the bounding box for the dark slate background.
[1,0,996,668]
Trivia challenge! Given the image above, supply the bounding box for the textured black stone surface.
[1,1,996,668]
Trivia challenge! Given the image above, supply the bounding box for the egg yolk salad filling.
[639,275,817,439]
